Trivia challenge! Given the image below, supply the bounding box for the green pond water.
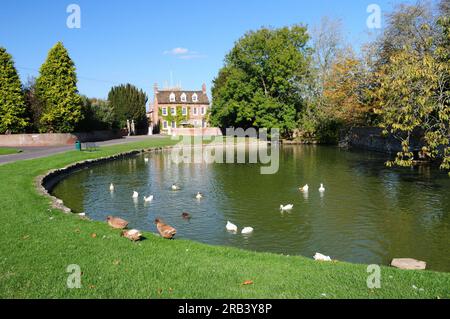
[52,145,450,272]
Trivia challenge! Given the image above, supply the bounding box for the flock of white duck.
[106,157,331,260]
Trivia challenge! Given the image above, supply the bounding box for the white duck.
[109,183,115,192]
[241,227,254,234]
[132,191,139,199]
[226,221,238,232]
[313,252,332,261]
[299,184,309,192]
[280,204,294,211]
[171,184,180,191]
[319,183,326,193]
[196,192,203,200]
[144,195,154,202]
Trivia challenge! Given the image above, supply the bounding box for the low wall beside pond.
[342,127,424,154]
[0,130,123,147]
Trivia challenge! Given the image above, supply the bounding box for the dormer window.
[181,93,187,102]
[192,93,198,102]
[169,92,176,102]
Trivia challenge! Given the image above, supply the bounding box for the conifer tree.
[0,47,28,133]
[35,42,82,133]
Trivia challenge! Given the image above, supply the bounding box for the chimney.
[202,83,207,94]
[153,82,159,94]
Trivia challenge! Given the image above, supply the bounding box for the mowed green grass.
[0,137,449,299]
[0,147,21,155]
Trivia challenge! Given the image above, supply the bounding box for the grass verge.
[0,137,449,298]
[0,147,21,155]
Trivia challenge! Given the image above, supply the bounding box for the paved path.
[0,135,167,166]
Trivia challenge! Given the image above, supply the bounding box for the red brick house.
[150,83,210,133]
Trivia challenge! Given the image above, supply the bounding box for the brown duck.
[155,218,177,239]
[181,212,191,220]
[107,216,129,229]
[121,229,142,241]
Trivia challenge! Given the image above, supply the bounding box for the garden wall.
[0,130,122,147]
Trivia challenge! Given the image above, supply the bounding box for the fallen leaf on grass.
[89,285,96,289]
[242,280,254,286]
[22,235,30,240]
[157,288,163,295]
[91,233,97,238]
[113,260,120,265]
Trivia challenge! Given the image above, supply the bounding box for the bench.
[82,142,100,152]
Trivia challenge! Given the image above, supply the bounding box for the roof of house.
[156,90,209,105]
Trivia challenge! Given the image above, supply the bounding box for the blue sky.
[0,0,418,102]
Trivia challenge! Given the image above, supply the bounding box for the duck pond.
[51,145,450,272]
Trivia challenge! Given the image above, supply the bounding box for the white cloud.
[163,48,207,60]
[164,47,189,55]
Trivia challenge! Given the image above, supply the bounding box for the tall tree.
[310,17,345,91]
[374,2,435,67]
[107,84,148,132]
[297,17,350,141]
[210,25,311,137]
[323,49,371,126]
[35,42,83,133]
[0,47,28,133]
[374,1,450,173]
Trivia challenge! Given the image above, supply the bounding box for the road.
[0,135,167,166]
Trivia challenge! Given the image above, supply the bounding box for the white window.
[171,107,176,115]
[192,93,198,102]
[182,107,187,116]
[171,121,176,128]
[201,107,205,115]
[181,93,187,102]
[193,120,198,127]
[162,107,168,116]
[202,120,207,128]
[163,120,168,129]
[193,107,198,115]
[169,92,176,102]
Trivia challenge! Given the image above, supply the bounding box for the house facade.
[150,83,210,133]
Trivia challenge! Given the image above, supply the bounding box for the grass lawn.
[0,137,448,299]
[0,147,21,155]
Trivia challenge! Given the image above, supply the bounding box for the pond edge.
[36,146,174,215]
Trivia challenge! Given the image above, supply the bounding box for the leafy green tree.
[0,47,28,133]
[374,2,450,174]
[323,50,371,126]
[107,84,148,133]
[35,42,83,133]
[210,25,311,137]
[90,98,116,130]
[77,96,116,131]
[23,77,44,133]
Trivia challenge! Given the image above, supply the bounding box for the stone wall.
[342,127,424,154]
[0,130,123,147]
